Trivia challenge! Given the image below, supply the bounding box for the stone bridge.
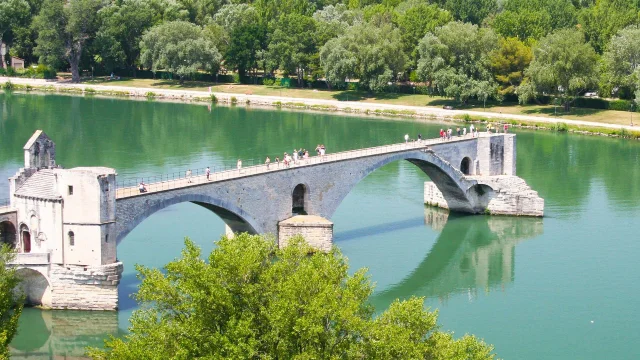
[2,130,543,311]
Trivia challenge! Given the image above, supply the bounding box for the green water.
[2,92,640,359]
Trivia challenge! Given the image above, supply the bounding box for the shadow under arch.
[373,207,544,306]
[14,268,52,307]
[115,194,260,244]
[324,149,490,219]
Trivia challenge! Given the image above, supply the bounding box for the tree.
[518,28,599,111]
[33,0,103,82]
[225,22,266,79]
[579,0,640,54]
[490,0,578,41]
[601,25,640,99]
[441,0,496,25]
[0,0,30,68]
[0,245,23,359]
[417,21,499,102]
[88,234,495,359]
[265,13,317,85]
[95,0,155,75]
[140,21,221,82]
[489,37,532,96]
[320,23,406,91]
[394,1,452,65]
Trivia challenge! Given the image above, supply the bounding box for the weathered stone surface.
[49,262,123,310]
[424,175,544,216]
[278,215,333,251]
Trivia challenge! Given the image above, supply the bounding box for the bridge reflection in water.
[10,309,120,359]
[374,206,543,306]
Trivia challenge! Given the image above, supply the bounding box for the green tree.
[225,22,266,79]
[139,21,221,82]
[579,0,640,54]
[0,0,30,68]
[441,0,496,25]
[601,25,640,99]
[320,22,406,91]
[88,234,495,359]
[489,37,532,96]
[518,28,599,111]
[266,13,317,85]
[394,1,452,65]
[32,0,103,82]
[417,21,499,102]
[95,0,155,75]
[490,0,577,41]
[0,245,23,359]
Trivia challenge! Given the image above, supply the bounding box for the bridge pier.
[278,216,333,252]
[424,176,544,216]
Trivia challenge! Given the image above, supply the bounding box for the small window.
[105,234,109,243]
[68,231,75,246]
[68,186,73,195]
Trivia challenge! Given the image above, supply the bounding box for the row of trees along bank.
[1,0,640,110]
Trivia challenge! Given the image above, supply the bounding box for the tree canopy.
[518,28,599,110]
[139,21,221,82]
[417,21,499,102]
[601,24,640,100]
[88,234,495,359]
[0,245,23,359]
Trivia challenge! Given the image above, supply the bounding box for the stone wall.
[278,215,333,252]
[424,175,544,217]
[49,262,123,310]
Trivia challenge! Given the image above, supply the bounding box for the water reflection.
[374,207,543,306]
[10,308,120,359]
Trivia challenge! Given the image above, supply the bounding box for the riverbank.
[2,76,640,139]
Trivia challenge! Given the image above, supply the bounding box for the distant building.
[10,57,25,69]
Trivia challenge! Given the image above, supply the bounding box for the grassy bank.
[79,77,640,127]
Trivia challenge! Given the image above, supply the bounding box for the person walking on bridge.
[186,169,192,183]
[265,156,271,169]
[206,167,210,181]
[404,134,409,143]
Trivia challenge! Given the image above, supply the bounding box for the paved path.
[2,77,637,132]
[116,135,478,199]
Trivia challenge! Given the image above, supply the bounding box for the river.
[1,92,640,359]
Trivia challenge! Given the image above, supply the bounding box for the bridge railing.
[114,136,469,199]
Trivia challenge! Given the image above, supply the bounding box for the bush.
[263,78,275,86]
[5,67,16,76]
[554,122,568,132]
[210,94,217,103]
[3,81,13,90]
[145,91,156,98]
[230,96,237,104]
[232,73,240,84]
[608,99,635,112]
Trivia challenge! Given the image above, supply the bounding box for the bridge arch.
[115,193,261,243]
[460,157,472,175]
[15,268,52,307]
[0,221,16,248]
[292,183,309,215]
[320,149,491,219]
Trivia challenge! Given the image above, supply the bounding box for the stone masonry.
[49,262,123,310]
[278,215,333,251]
[424,175,544,216]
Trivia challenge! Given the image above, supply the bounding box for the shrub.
[230,96,237,104]
[5,67,16,76]
[84,87,96,94]
[3,81,13,90]
[145,91,156,98]
[232,73,240,84]
[263,78,275,86]
[553,122,568,132]
[210,94,217,103]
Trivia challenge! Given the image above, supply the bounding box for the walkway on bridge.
[115,133,488,199]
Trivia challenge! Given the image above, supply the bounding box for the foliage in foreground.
[0,244,23,359]
[88,234,495,360]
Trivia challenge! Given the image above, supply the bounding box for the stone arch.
[115,194,261,243]
[322,150,489,219]
[15,268,52,307]
[292,184,309,215]
[460,157,472,175]
[0,221,17,248]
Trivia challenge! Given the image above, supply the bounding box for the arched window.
[68,231,75,246]
[292,184,308,215]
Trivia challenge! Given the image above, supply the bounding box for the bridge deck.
[115,133,486,199]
